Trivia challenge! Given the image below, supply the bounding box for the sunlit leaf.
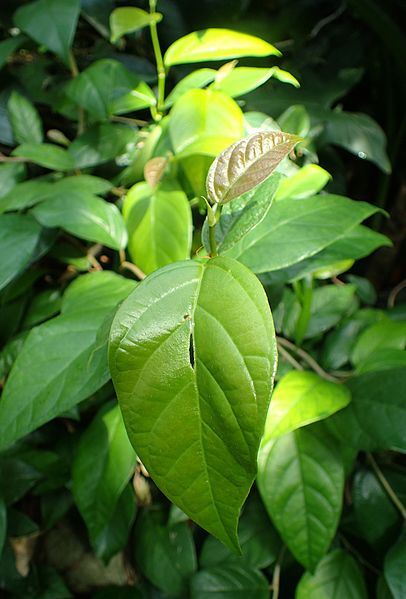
[110,7,162,44]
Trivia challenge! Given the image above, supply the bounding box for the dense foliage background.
[0,0,405,598]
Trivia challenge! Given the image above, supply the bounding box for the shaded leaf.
[385,531,406,599]
[12,143,75,171]
[7,91,43,144]
[68,123,135,169]
[190,564,269,599]
[0,214,42,291]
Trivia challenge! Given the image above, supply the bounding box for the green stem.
[209,224,218,257]
[294,276,313,345]
[149,0,165,115]
[68,50,85,135]
[367,453,406,520]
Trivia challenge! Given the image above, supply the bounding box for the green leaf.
[0,214,42,291]
[164,28,281,67]
[134,510,197,597]
[0,162,26,199]
[12,143,75,171]
[0,35,26,71]
[190,564,269,599]
[123,181,192,275]
[355,348,406,375]
[72,402,136,556]
[93,484,137,563]
[352,468,399,549]
[169,89,244,157]
[22,288,62,328]
[321,110,391,173]
[163,69,216,109]
[109,257,277,551]
[53,174,112,195]
[14,0,80,65]
[0,272,135,450]
[68,123,134,169]
[7,91,43,144]
[351,321,406,366]
[326,368,406,452]
[275,164,331,201]
[223,195,381,273]
[263,371,351,441]
[31,192,128,250]
[203,173,281,254]
[110,7,162,44]
[303,284,357,340]
[385,531,406,599]
[258,427,344,570]
[214,66,299,98]
[65,59,156,121]
[278,105,311,137]
[296,549,368,598]
[0,180,53,213]
[206,131,300,205]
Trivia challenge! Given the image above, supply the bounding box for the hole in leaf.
[189,334,195,369]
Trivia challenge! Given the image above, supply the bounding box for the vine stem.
[119,249,146,280]
[209,224,218,257]
[277,344,304,371]
[367,452,406,520]
[68,50,85,135]
[276,336,340,382]
[149,0,165,115]
[271,546,286,599]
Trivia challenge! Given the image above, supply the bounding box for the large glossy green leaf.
[169,89,244,157]
[321,109,391,173]
[0,272,135,450]
[263,371,351,441]
[214,66,299,98]
[109,257,277,550]
[385,531,406,599]
[164,29,280,67]
[351,321,406,367]
[68,123,135,169]
[190,564,269,599]
[0,214,42,291]
[7,91,43,144]
[326,368,406,452]
[206,131,300,205]
[296,549,368,598]
[65,59,155,121]
[275,164,331,201]
[123,181,192,275]
[258,427,344,570]
[12,143,75,171]
[163,69,216,109]
[31,192,127,250]
[72,402,136,555]
[134,510,197,597]
[14,0,80,65]
[110,7,162,44]
[223,195,381,273]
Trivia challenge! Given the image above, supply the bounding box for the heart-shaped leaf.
[206,131,300,204]
[109,256,277,551]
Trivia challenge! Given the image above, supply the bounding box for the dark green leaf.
[206,131,300,205]
[14,0,80,65]
[385,531,406,599]
[12,143,75,171]
[68,123,135,169]
[0,36,26,70]
[296,548,368,598]
[351,321,406,367]
[164,28,281,67]
[258,427,344,570]
[263,371,351,441]
[0,180,54,213]
[109,257,277,551]
[7,91,43,144]
[0,498,6,556]
[123,181,192,274]
[22,288,62,328]
[52,174,112,195]
[190,563,269,599]
[0,214,42,291]
[0,272,135,450]
[31,192,128,250]
[135,510,197,597]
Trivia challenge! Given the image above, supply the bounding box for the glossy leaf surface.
[109,257,277,550]
[275,164,331,201]
[12,143,75,171]
[296,549,368,598]
[213,66,298,98]
[164,28,280,67]
[14,0,80,65]
[7,91,43,144]
[190,564,269,599]
[72,402,137,554]
[0,214,42,291]
[31,192,128,250]
[263,371,351,441]
[385,531,406,599]
[206,131,300,204]
[123,181,192,275]
[224,196,381,273]
[258,427,344,570]
[0,272,135,450]
[110,8,162,44]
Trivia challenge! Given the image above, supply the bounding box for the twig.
[387,278,406,308]
[271,546,286,599]
[367,453,406,520]
[277,336,340,383]
[339,534,380,575]
[0,153,26,163]
[111,115,148,127]
[277,344,304,371]
[120,261,146,280]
